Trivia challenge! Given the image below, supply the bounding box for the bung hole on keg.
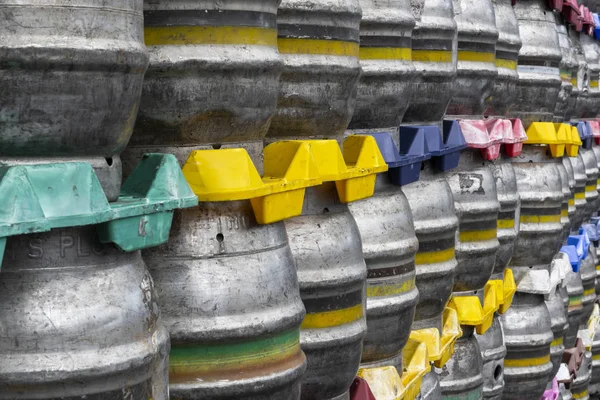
[216,233,224,242]
[494,365,502,381]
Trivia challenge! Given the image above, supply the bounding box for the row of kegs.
[5,0,600,399]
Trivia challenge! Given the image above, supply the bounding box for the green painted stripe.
[170,328,300,369]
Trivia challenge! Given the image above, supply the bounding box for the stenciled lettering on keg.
[285,182,367,400]
[545,287,569,378]
[142,202,307,399]
[580,148,599,220]
[579,33,600,118]
[554,14,577,122]
[0,0,149,201]
[485,0,521,117]
[126,0,282,172]
[404,164,458,330]
[507,0,562,127]
[510,146,564,268]
[565,269,584,349]
[350,0,417,129]
[500,292,554,400]
[475,317,507,399]
[268,0,362,141]
[404,0,457,124]
[437,326,484,400]
[446,0,499,117]
[0,226,168,399]
[349,174,419,369]
[566,155,588,231]
[445,151,500,292]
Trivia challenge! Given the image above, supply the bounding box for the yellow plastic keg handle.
[182,135,387,224]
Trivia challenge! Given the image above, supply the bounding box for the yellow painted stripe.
[301,304,363,329]
[360,47,411,60]
[584,288,596,296]
[520,215,561,224]
[576,192,586,200]
[573,390,589,399]
[496,58,517,70]
[593,354,600,360]
[144,26,277,46]
[596,264,600,271]
[561,209,569,218]
[504,355,550,368]
[586,185,597,192]
[412,50,453,63]
[551,337,563,347]
[459,229,497,242]
[415,248,456,264]
[278,38,359,57]
[591,80,599,88]
[572,78,578,86]
[367,279,416,298]
[569,199,575,206]
[458,51,495,63]
[497,219,515,229]
[597,178,600,185]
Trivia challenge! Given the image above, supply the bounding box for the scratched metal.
[500,292,554,400]
[565,268,584,349]
[127,0,281,175]
[285,183,367,400]
[445,150,500,292]
[545,286,568,378]
[142,201,307,399]
[437,326,484,400]
[446,0,499,117]
[267,0,362,141]
[510,146,564,270]
[475,316,506,399]
[508,0,562,127]
[0,0,148,201]
[404,0,457,124]
[0,226,169,399]
[404,162,458,330]
[349,173,419,370]
[416,370,443,400]
[350,0,416,129]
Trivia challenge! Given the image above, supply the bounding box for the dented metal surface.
[268,0,362,141]
[404,164,459,329]
[349,174,419,370]
[142,202,307,399]
[286,183,367,400]
[0,226,169,399]
[0,0,149,201]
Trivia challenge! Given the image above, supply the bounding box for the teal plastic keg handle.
[0,154,198,263]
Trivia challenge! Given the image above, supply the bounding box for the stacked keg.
[0,1,198,398]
